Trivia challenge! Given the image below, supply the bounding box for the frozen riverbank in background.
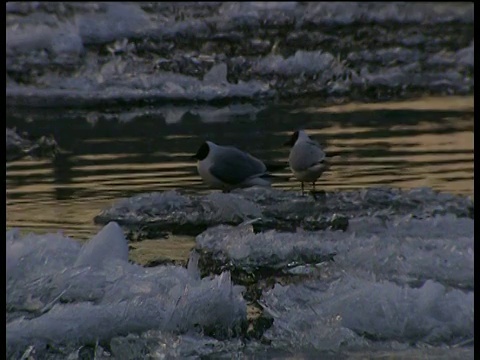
[6,2,474,107]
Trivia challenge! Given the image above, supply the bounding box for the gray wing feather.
[210,146,267,185]
[289,141,326,172]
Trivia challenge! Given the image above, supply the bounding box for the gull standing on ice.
[284,130,329,195]
[191,141,282,192]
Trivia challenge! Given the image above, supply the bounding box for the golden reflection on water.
[299,95,474,113]
[6,97,474,261]
[129,237,198,265]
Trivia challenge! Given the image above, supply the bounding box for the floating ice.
[109,331,249,359]
[6,229,81,286]
[456,42,474,68]
[337,215,474,289]
[194,214,473,290]
[95,187,473,237]
[6,65,272,107]
[6,2,473,106]
[95,190,263,236]
[6,222,247,358]
[262,275,473,351]
[6,127,58,162]
[196,222,337,274]
[252,50,338,77]
[260,275,473,352]
[74,221,129,267]
[300,2,473,25]
[75,3,152,45]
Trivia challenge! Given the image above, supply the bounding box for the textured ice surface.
[252,50,339,77]
[74,221,129,267]
[6,61,272,107]
[57,332,475,359]
[6,222,246,358]
[76,3,151,45]
[109,331,253,359]
[194,214,473,289]
[260,275,473,352]
[21,330,473,360]
[196,222,337,274]
[6,127,58,161]
[330,215,474,290]
[6,212,474,358]
[95,190,263,235]
[95,187,473,237]
[6,2,473,106]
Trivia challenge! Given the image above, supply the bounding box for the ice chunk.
[6,230,81,283]
[7,270,246,353]
[328,215,474,289]
[110,329,473,359]
[261,275,473,351]
[94,190,263,235]
[187,251,201,281]
[110,331,248,359]
[195,213,473,289]
[456,42,474,68]
[6,300,169,354]
[95,187,473,237]
[196,223,336,274]
[74,221,129,267]
[300,2,473,25]
[253,50,338,77]
[76,3,152,45]
[6,127,58,162]
[6,62,272,107]
[6,225,247,357]
[203,63,228,84]
[6,2,474,107]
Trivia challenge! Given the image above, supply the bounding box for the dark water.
[6,96,474,251]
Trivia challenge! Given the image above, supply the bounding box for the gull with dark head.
[284,130,329,195]
[191,141,280,192]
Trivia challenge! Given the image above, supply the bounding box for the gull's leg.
[311,181,326,201]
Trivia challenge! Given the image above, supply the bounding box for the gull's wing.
[209,146,267,185]
[289,141,326,172]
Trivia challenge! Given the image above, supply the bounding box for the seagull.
[284,130,329,195]
[191,141,283,192]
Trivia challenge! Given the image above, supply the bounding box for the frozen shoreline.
[6,2,474,107]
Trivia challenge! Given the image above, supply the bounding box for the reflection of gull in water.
[161,104,263,124]
[191,104,264,123]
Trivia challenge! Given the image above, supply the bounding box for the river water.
[6,96,473,255]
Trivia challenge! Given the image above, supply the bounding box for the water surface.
[6,96,474,252]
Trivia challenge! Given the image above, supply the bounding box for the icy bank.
[6,222,246,358]
[194,214,473,290]
[6,205,474,358]
[260,275,473,352]
[6,2,474,107]
[94,187,473,237]
[6,127,58,162]
[191,210,473,354]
